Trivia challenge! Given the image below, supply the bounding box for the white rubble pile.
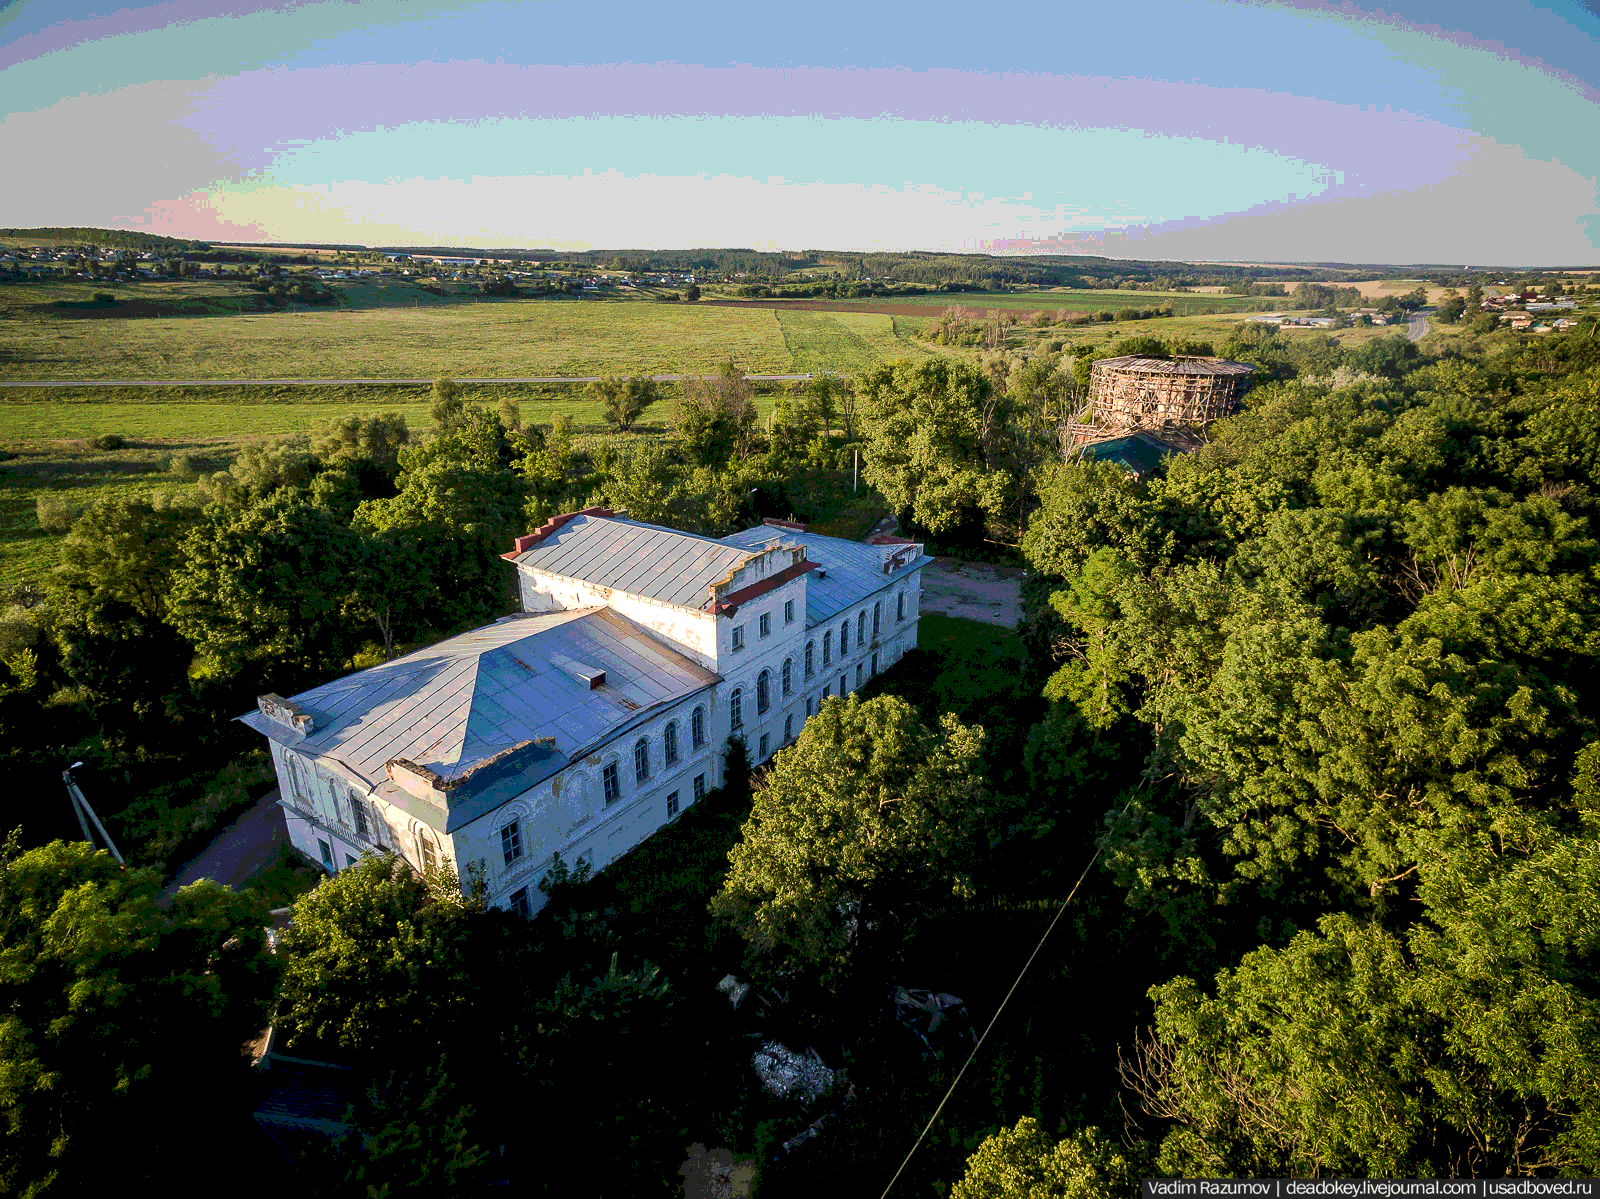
[751,1042,834,1102]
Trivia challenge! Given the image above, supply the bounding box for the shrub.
[168,453,197,478]
[90,433,128,451]
[35,492,84,533]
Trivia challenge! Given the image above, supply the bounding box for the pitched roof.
[1075,431,1181,477]
[238,607,718,830]
[719,527,930,626]
[506,512,753,609]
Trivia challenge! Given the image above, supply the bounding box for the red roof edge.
[762,517,808,532]
[705,559,819,616]
[867,533,919,546]
[507,506,617,557]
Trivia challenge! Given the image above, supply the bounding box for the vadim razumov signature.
[1144,1182,1599,1198]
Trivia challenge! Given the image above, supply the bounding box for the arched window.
[782,658,793,696]
[416,829,438,875]
[873,602,881,636]
[757,670,771,715]
[897,591,905,621]
[805,641,815,678]
[664,721,680,766]
[858,611,867,644]
[823,631,832,665]
[349,788,370,840]
[634,737,650,784]
[730,688,743,729]
[840,620,849,654]
[692,706,706,748]
[286,753,311,803]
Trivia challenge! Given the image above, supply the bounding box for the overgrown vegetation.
[5,284,1600,1193]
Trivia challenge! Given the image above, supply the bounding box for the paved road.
[1406,307,1435,342]
[157,787,291,906]
[0,373,828,388]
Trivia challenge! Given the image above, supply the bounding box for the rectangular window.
[856,664,864,688]
[759,612,771,639]
[318,838,333,867]
[603,762,620,804]
[823,684,830,700]
[841,672,848,694]
[350,791,369,839]
[871,652,879,676]
[806,697,814,716]
[692,707,706,749]
[873,603,881,636]
[784,715,793,743]
[732,625,745,651]
[510,887,531,919]
[840,620,849,654]
[665,723,680,766]
[666,791,680,818]
[784,599,795,624]
[693,774,707,801]
[823,632,832,665]
[759,733,770,760]
[858,612,867,645]
[897,592,905,622]
[634,739,650,784]
[500,819,523,866]
[345,854,357,869]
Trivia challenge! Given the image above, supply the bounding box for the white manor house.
[241,508,929,916]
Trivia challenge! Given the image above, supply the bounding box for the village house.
[240,511,929,917]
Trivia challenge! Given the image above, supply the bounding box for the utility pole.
[63,763,124,865]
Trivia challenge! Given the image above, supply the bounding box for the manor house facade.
[240,509,929,916]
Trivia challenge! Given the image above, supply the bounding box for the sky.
[2,0,1599,263]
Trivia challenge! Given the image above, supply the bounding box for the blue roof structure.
[1075,432,1182,477]
[719,526,931,625]
[239,607,718,832]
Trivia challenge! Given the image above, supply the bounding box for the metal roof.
[506,513,753,610]
[720,526,930,626]
[1091,355,1256,376]
[239,607,718,829]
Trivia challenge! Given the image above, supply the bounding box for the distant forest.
[0,227,211,253]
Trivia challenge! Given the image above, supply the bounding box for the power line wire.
[877,793,1137,1199]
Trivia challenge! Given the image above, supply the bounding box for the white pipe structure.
[62,765,124,866]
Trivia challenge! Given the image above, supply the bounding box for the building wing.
[238,606,718,831]
[506,512,753,610]
[720,526,931,626]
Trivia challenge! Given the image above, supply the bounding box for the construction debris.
[751,1042,834,1102]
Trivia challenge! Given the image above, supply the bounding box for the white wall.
[453,686,721,915]
[517,568,721,670]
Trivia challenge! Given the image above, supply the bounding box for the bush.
[168,453,197,478]
[90,433,128,451]
[35,492,84,533]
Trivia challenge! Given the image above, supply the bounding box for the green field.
[0,279,941,382]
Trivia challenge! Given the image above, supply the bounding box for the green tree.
[167,492,361,680]
[856,358,1016,540]
[274,853,486,1054]
[952,1119,1136,1199]
[588,375,662,432]
[676,363,760,467]
[0,835,274,1197]
[712,694,989,984]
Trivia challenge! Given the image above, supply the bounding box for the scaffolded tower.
[1067,355,1256,447]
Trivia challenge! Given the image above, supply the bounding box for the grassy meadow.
[0,274,1409,589]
